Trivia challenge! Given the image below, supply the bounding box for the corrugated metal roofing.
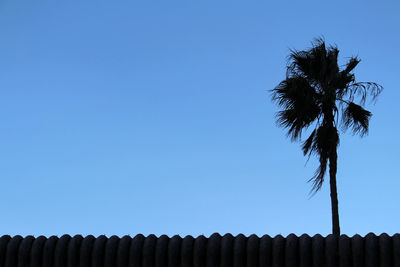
[1,233,399,267]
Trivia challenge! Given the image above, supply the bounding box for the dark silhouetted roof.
[1,233,399,266]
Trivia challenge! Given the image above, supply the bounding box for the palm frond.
[308,154,328,193]
[275,109,311,140]
[271,76,318,108]
[271,76,321,141]
[302,129,316,156]
[346,82,383,104]
[341,102,372,136]
[288,39,328,83]
[343,57,360,74]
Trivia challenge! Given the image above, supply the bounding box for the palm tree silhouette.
[271,38,382,235]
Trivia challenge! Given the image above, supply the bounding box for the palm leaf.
[309,155,328,193]
[343,57,360,74]
[302,129,316,156]
[341,102,372,136]
[347,82,383,104]
[288,39,327,83]
[271,76,321,140]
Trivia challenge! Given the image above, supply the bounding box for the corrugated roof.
[1,233,399,266]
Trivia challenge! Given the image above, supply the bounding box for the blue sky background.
[0,0,399,238]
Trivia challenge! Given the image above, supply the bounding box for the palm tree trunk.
[329,149,341,236]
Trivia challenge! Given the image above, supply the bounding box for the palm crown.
[271,38,383,192]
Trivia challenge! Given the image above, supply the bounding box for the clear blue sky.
[0,1,398,238]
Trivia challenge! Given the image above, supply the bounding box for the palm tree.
[271,38,382,235]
